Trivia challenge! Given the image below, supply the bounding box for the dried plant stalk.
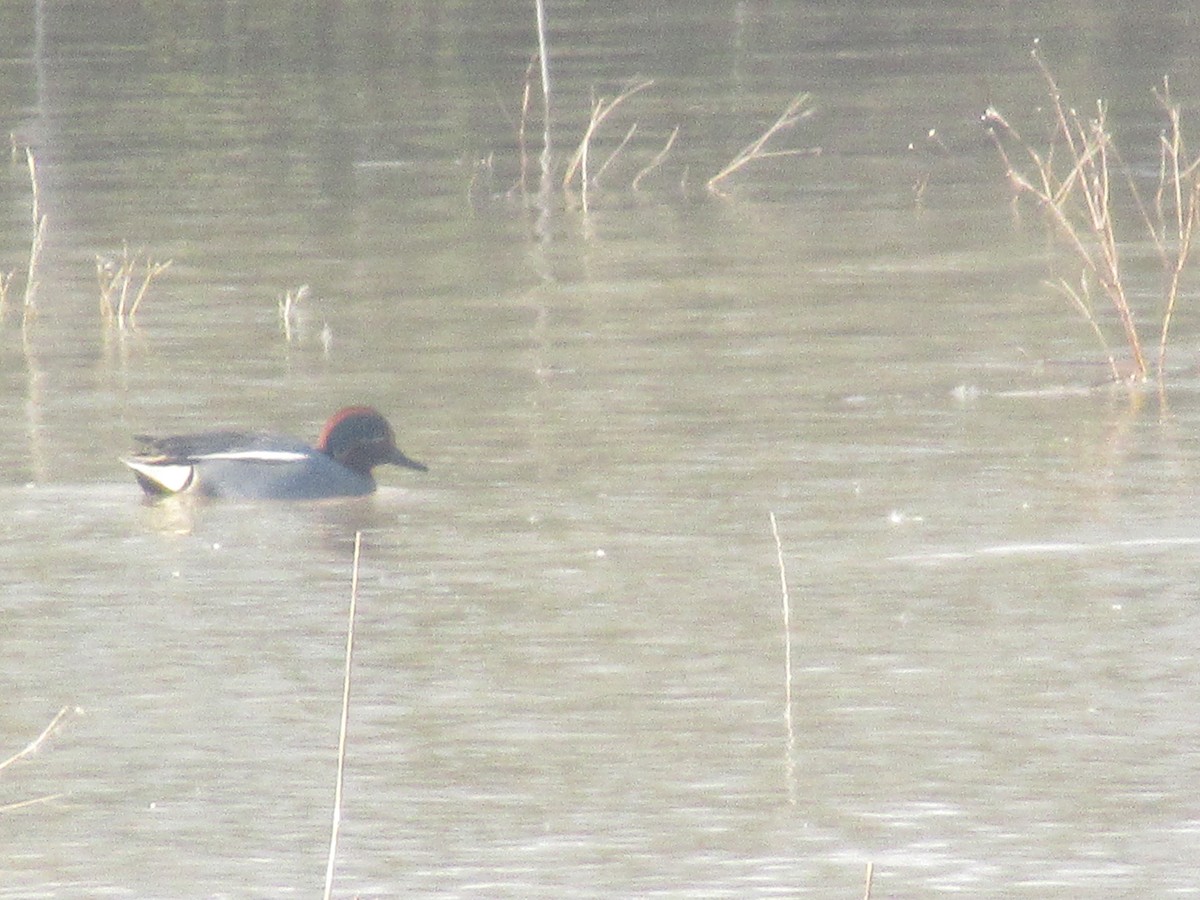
[97,244,172,328]
[707,92,817,192]
[562,78,653,210]
[985,52,1200,382]
[632,125,680,190]
[23,148,44,322]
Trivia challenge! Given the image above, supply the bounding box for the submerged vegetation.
[984,50,1200,383]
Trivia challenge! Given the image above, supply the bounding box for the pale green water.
[5,2,1200,897]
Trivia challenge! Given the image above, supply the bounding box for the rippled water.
[5,2,1200,897]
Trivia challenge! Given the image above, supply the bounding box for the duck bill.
[391,448,428,472]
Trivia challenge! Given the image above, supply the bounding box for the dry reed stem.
[1049,276,1120,381]
[1150,79,1200,377]
[0,269,14,309]
[130,260,172,320]
[988,77,1134,366]
[707,92,816,192]
[324,530,363,900]
[26,147,41,223]
[561,78,654,210]
[23,148,44,321]
[632,125,680,190]
[97,245,173,327]
[0,705,73,773]
[863,861,875,900]
[768,512,793,719]
[593,121,638,186]
[986,51,1200,382]
[769,511,796,805]
[534,0,553,197]
[0,793,66,813]
[279,284,310,343]
[515,55,536,195]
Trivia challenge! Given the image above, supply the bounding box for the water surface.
[4,2,1200,897]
